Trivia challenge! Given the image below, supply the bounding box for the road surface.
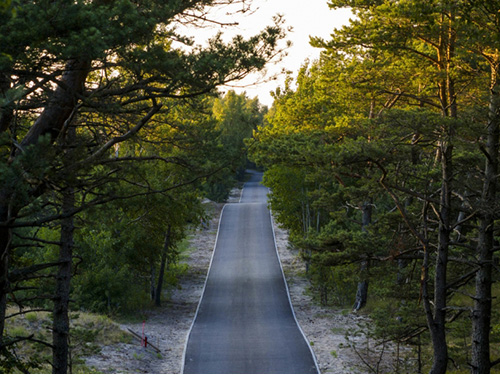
[183,172,318,374]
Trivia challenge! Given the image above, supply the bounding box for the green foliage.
[6,88,266,318]
[2,0,500,372]
[307,262,357,308]
[203,90,267,201]
[250,1,500,371]
[1,0,283,371]
[0,307,129,373]
[203,173,237,202]
[0,0,11,13]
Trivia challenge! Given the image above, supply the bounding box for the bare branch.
[10,262,63,282]
[81,103,162,166]
[5,309,52,320]
[180,11,239,27]
[491,358,500,368]
[9,163,229,228]
[12,233,62,246]
[97,155,193,169]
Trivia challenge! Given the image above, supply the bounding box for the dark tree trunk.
[52,186,75,374]
[472,220,494,374]
[0,190,17,350]
[353,201,372,312]
[471,63,500,374]
[353,276,368,312]
[0,72,13,133]
[0,219,10,350]
[0,59,89,348]
[428,17,456,368]
[150,264,156,302]
[20,59,90,148]
[429,143,452,374]
[155,226,171,307]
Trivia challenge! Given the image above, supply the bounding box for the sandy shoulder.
[272,217,370,374]
[84,189,387,374]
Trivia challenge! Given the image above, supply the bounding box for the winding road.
[183,172,319,374]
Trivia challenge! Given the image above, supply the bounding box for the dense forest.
[0,0,278,372]
[1,0,500,373]
[250,0,500,373]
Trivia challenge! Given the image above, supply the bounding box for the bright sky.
[183,1,353,107]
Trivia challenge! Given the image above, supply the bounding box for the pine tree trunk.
[471,62,500,374]
[353,277,368,312]
[52,187,75,374]
[429,142,452,374]
[0,59,89,351]
[52,124,79,374]
[0,193,15,351]
[472,221,494,374]
[19,59,90,149]
[150,264,156,302]
[0,70,8,341]
[0,218,10,350]
[353,201,372,311]
[0,72,13,133]
[428,15,456,367]
[155,226,171,307]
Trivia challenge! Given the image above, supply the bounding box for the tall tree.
[0,0,286,371]
[313,1,470,371]
[203,90,267,201]
[462,0,500,371]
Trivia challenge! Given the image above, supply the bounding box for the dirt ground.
[84,188,405,374]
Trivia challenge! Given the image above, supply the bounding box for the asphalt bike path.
[183,171,319,374]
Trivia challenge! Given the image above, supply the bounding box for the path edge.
[269,208,321,374]
[181,204,228,374]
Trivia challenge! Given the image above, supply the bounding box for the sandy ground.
[84,188,406,374]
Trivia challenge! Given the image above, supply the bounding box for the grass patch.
[71,312,131,346]
[2,306,130,373]
[25,312,38,323]
[133,352,144,360]
[6,325,29,338]
[331,326,346,335]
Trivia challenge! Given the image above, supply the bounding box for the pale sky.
[181,1,353,107]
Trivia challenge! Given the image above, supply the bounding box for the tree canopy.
[250,0,500,372]
[0,0,283,372]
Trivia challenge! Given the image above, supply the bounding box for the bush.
[73,264,149,315]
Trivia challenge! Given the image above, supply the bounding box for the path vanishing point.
[182,171,319,374]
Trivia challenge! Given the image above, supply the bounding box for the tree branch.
[5,308,52,320]
[491,358,500,368]
[180,11,239,27]
[80,103,162,166]
[8,162,229,228]
[9,262,63,282]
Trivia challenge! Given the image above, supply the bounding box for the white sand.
[84,188,407,373]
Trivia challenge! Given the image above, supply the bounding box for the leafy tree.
[310,1,489,372]
[251,60,383,310]
[0,0,10,12]
[252,1,500,372]
[203,90,267,201]
[213,90,265,175]
[0,0,286,372]
[460,0,500,371]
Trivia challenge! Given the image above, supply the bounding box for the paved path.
[183,172,318,374]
